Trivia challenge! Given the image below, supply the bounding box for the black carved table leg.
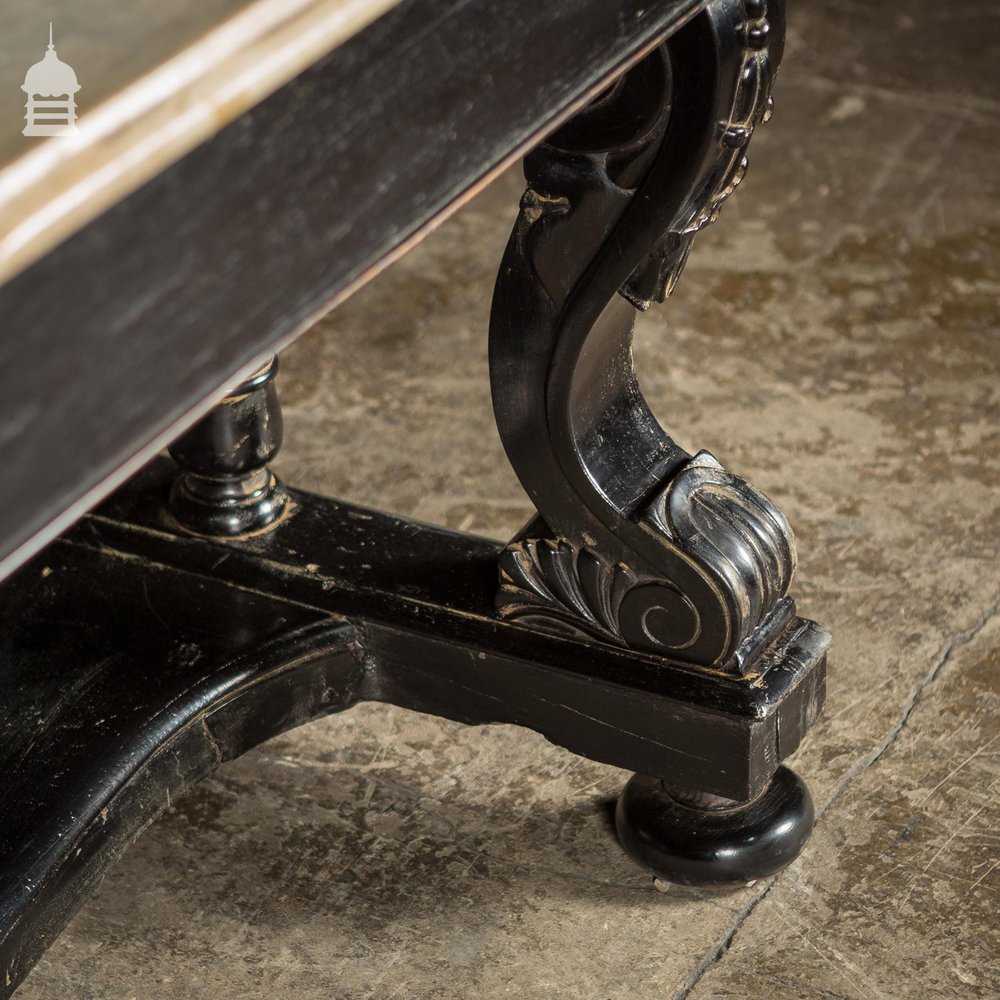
[488,0,826,886]
[0,1,829,992]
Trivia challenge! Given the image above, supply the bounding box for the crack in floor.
[816,591,1000,823]
[673,878,776,999]
[672,590,1000,1000]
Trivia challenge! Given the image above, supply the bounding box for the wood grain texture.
[0,0,402,285]
[0,0,706,584]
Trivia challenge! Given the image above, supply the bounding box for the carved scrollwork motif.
[623,0,782,309]
[645,451,796,635]
[498,538,701,651]
[490,0,792,674]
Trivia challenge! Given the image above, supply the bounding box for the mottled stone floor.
[20,1,999,997]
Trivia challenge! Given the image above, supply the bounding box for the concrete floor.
[21,1,999,997]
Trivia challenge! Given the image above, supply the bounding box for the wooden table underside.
[0,1,830,994]
[0,0,707,581]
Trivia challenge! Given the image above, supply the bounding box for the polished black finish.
[615,767,815,887]
[0,0,831,992]
[0,458,826,996]
[168,358,288,535]
[490,0,792,672]
[85,457,827,804]
[485,0,824,886]
[0,535,358,997]
[0,0,706,583]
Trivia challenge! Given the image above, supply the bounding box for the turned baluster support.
[168,358,287,536]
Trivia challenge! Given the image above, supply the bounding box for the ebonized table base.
[0,457,826,996]
[0,2,832,992]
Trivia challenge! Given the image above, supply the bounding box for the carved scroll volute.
[489,1,792,672]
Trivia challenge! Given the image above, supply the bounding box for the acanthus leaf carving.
[497,538,702,652]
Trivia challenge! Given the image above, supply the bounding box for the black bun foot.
[615,766,814,889]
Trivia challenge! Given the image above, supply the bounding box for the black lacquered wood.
[0,544,359,998]
[0,0,706,584]
[0,456,826,996]
[168,358,288,535]
[84,458,827,800]
[489,0,793,672]
[615,766,815,887]
[0,0,834,991]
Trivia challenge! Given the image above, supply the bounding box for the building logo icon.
[22,24,80,137]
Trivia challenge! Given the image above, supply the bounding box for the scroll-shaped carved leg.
[491,0,794,674]
[490,0,827,885]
